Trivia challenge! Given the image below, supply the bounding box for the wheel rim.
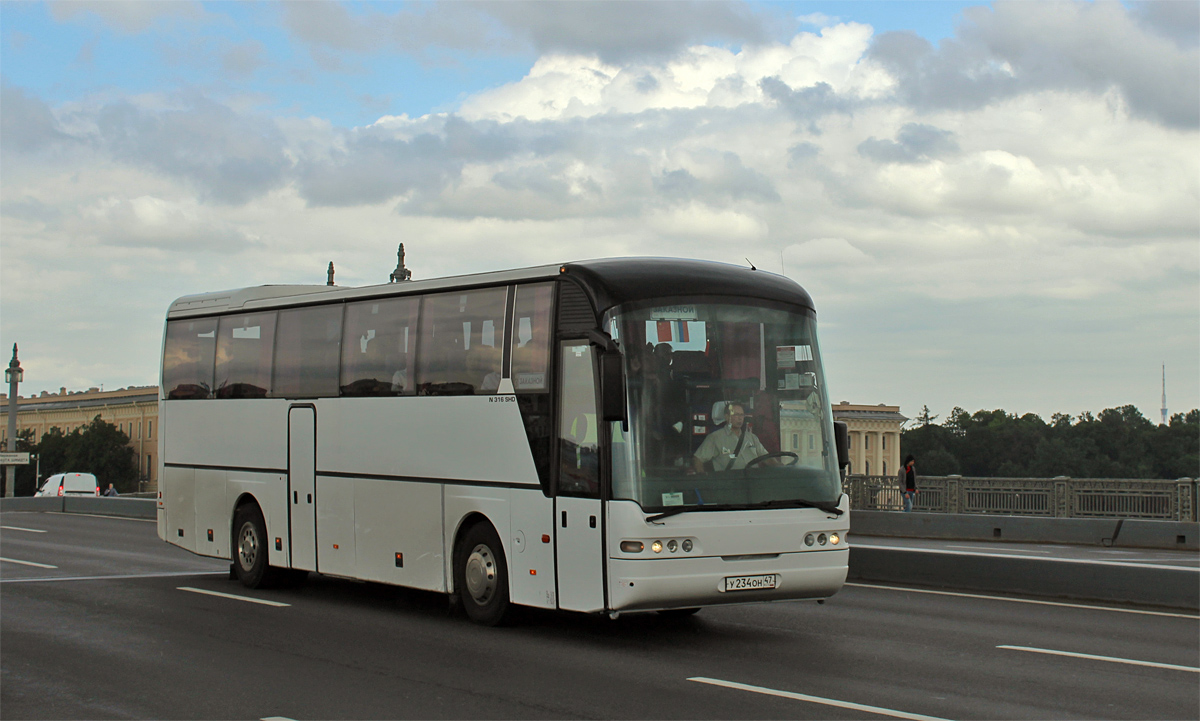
[464,543,497,605]
[238,521,259,571]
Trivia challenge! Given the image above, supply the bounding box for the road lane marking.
[947,545,1051,554]
[262,717,297,720]
[850,543,1198,572]
[997,645,1200,673]
[1,525,47,533]
[2,571,227,584]
[0,556,58,568]
[845,582,1200,619]
[178,586,290,607]
[688,677,953,721]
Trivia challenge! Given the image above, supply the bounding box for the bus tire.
[232,503,272,589]
[455,522,512,626]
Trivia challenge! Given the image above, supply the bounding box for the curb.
[848,545,1199,611]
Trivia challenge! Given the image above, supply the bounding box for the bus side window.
[214,313,276,399]
[511,283,555,490]
[163,319,217,399]
[511,283,553,391]
[340,297,419,396]
[273,304,343,398]
[417,287,507,395]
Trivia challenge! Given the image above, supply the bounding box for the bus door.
[288,405,318,572]
[554,341,606,612]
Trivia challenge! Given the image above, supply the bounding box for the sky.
[1,0,1197,426]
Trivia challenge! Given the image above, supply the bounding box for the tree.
[914,405,939,427]
[25,417,138,495]
[898,404,1198,479]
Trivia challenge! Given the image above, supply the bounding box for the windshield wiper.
[645,498,842,524]
[746,498,844,516]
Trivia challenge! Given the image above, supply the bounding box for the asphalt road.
[2,511,1198,720]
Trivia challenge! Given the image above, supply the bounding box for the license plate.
[724,574,777,591]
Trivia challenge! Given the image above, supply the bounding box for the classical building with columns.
[0,385,159,490]
[832,402,907,477]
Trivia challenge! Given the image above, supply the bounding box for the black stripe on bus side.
[164,462,542,491]
[165,462,288,475]
[317,470,541,491]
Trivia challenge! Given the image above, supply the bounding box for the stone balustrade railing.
[845,474,1198,522]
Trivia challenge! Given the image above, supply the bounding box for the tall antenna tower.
[1160,364,1168,425]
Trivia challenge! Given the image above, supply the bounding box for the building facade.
[832,402,906,477]
[0,386,159,490]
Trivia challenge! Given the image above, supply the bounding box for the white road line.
[688,677,953,721]
[261,717,297,720]
[1,525,47,533]
[946,545,1051,554]
[0,556,58,569]
[1,571,227,584]
[997,645,1200,673]
[178,586,290,607]
[851,542,1199,572]
[845,582,1199,619]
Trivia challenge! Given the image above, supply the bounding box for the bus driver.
[692,402,770,473]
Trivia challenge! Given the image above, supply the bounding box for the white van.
[35,472,99,497]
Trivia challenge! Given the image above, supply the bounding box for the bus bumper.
[607,547,848,612]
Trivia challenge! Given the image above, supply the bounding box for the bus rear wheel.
[455,522,512,626]
[232,504,272,588]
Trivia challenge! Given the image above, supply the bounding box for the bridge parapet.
[847,474,1198,522]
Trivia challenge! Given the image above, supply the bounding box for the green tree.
[898,404,1197,480]
[28,417,138,495]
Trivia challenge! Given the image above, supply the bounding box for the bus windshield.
[607,301,841,512]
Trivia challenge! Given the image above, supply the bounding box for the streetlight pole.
[5,344,24,497]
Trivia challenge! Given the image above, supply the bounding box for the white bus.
[158,258,851,624]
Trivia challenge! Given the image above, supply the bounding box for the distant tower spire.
[390,243,412,282]
[1161,364,1168,425]
[327,262,335,286]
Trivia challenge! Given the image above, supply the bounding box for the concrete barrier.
[850,510,1197,550]
[1,495,155,519]
[848,545,1200,611]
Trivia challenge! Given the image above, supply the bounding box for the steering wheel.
[744,451,800,469]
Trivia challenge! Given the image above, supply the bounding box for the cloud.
[279,0,783,65]
[869,0,1200,128]
[221,40,268,79]
[858,123,960,164]
[49,0,204,34]
[785,238,872,267]
[0,85,72,153]
[87,95,291,204]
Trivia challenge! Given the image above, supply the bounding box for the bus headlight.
[682,539,693,552]
[651,540,663,553]
[620,541,644,553]
[804,533,815,546]
[817,533,827,546]
[830,533,841,545]
[666,539,677,553]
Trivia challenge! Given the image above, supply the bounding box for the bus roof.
[166,257,814,319]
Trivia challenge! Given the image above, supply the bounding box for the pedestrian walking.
[900,455,916,512]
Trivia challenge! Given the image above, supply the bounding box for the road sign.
[0,452,30,465]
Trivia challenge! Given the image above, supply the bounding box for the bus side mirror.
[834,421,849,469]
[599,351,626,423]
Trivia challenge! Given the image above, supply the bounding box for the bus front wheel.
[455,522,512,626]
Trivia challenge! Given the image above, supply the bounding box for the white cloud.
[2,6,1197,421]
